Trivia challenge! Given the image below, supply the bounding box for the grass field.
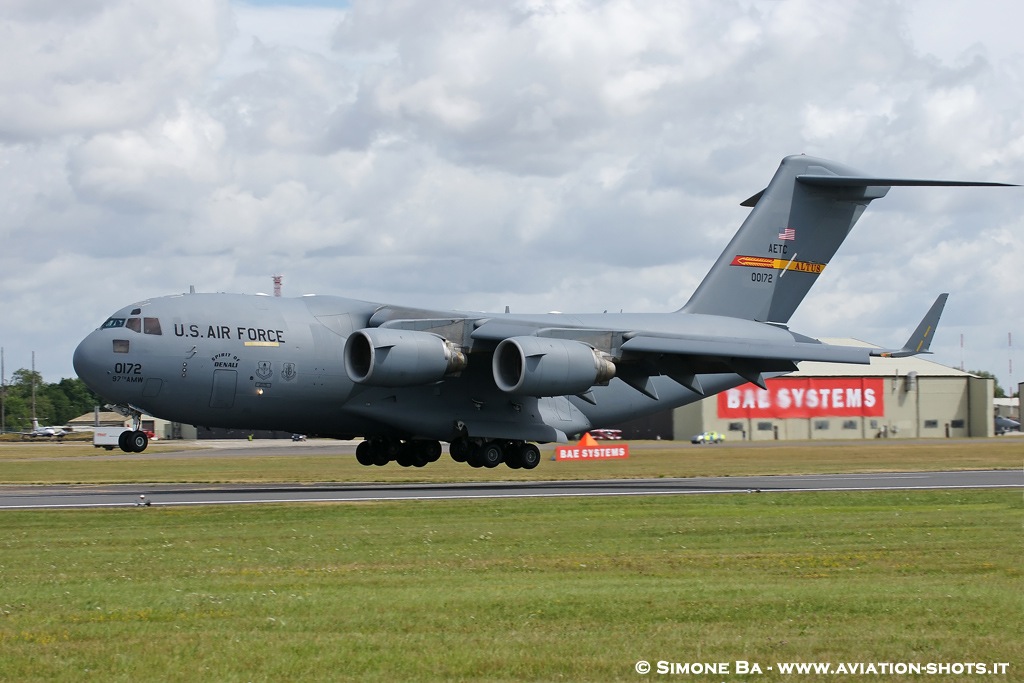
[0,438,1022,485]
[1,489,1021,682]
[1,439,1021,681]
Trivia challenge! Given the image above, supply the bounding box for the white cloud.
[0,0,230,140]
[68,104,227,211]
[1,0,1022,395]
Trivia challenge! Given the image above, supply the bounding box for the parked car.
[691,431,725,444]
[590,429,623,440]
[291,434,307,441]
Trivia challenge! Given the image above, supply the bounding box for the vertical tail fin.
[680,155,883,323]
[678,155,1011,323]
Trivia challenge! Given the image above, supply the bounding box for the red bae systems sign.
[555,433,630,461]
[717,377,885,419]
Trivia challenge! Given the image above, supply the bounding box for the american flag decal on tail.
[778,227,796,241]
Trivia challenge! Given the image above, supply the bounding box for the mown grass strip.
[1,439,1022,485]
[0,489,1020,681]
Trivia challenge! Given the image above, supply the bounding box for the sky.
[2,0,1022,393]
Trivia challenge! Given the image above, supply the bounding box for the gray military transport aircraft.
[72,155,1013,467]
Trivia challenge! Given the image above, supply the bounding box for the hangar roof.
[67,411,131,427]
[792,339,976,378]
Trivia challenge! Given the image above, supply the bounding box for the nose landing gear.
[109,404,150,453]
[118,429,149,453]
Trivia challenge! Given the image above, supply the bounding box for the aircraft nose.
[73,332,107,391]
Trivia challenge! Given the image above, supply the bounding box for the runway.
[0,469,1020,509]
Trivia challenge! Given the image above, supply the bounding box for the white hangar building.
[672,339,994,441]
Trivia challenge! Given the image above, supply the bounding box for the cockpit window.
[131,308,142,315]
[102,318,126,329]
[144,317,162,335]
[126,317,142,333]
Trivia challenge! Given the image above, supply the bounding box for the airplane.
[994,415,1020,435]
[21,418,67,440]
[72,155,1014,466]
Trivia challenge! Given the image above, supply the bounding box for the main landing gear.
[355,437,541,469]
[355,438,442,468]
[118,429,149,453]
[449,437,541,470]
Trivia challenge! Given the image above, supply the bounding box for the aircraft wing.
[467,319,856,396]
[620,294,949,371]
[465,295,946,395]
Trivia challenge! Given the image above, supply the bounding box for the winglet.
[873,293,948,358]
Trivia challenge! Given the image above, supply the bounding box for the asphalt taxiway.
[0,469,1019,509]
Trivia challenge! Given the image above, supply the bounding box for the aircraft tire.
[368,438,399,466]
[382,438,401,458]
[424,440,442,462]
[504,440,524,469]
[355,441,374,466]
[118,430,133,452]
[480,441,503,468]
[466,444,484,468]
[412,441,436,466]
[449,438,469,463]
[519,443,541,470]
[129,431,149,453]
[396,442,415,467]
[369,441,391,466]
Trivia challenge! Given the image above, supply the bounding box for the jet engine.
[492,336,616,396]
[344,328,467,387]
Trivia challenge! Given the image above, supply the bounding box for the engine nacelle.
[492,336,616,396]
[344,328,467,387]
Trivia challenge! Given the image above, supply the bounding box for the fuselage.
[73,292,758,441]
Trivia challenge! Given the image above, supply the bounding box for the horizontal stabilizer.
[797,175,1017,188]
[697,156,1014,324]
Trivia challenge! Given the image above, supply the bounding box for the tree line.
[1,370,101,432]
